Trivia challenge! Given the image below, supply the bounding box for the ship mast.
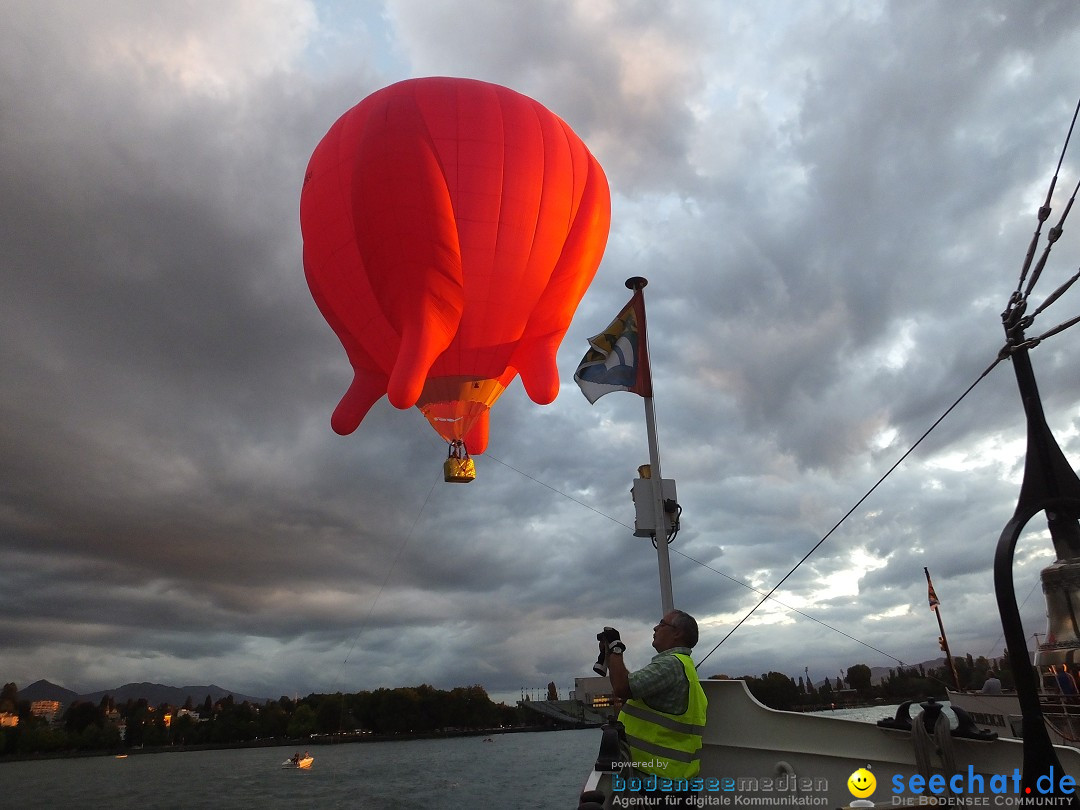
[994,301,1080,803]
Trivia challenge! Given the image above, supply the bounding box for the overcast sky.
[4,0,1080,705]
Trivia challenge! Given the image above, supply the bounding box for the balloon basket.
[444,457,476,483]
[444,442,476,483]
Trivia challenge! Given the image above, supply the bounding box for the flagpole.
[925,567,960,690]
[627,277,675,615]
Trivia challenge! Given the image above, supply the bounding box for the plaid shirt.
[627,646,693,715]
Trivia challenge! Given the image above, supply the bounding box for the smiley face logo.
[847,767,876,798]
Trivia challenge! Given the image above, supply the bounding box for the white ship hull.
[582,679,1080,807]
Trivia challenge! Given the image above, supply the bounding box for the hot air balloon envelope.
[300,77,611,455]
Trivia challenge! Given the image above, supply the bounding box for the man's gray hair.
[670,610,699,648]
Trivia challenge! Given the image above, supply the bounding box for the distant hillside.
[16,680,270,708]
[17,680,79,705]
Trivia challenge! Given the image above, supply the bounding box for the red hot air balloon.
[300,77,611,463]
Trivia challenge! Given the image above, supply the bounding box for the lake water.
[0,729,598,809]
[0,706,901,809]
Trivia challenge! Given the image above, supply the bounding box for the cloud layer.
[3,0,1080,701]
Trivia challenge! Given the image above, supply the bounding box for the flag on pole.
[574,289,653,403]
[925,569,940,611]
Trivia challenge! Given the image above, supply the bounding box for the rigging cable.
[695,353,1004,667]
[487,451,895,660]
[1028,263,1080,325]
[668,546,908,667]
[698,94,1080,666]
[1014,94,1080,298]
[488,450,950,671]
[698,95,1080,668]
[1022,175,1080,302]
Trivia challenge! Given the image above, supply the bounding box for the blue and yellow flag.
[574,291,652,403]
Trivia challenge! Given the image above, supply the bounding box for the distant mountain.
[17,679,79,705]
[16,680,270,708]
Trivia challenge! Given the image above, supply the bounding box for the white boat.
[580,681,1080,807]
[281,755,313,769]
[949,686,1080,746]
[577,101,1080,809]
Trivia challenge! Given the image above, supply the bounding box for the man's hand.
[599,626,625,655]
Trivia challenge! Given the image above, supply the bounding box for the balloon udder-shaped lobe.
[386,295,461,409]
[331,370,389,435]
[513,335,562,405]
[464,410,490,455]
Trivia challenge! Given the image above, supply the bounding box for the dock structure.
[516,699,608,728]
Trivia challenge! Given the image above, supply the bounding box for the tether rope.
[336,469,442,675]
[329,464,443,745]
[485,454,908,665]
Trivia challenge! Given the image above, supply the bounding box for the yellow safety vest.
[617,652,707,781]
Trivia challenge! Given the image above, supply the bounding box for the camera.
[592,627,622,676]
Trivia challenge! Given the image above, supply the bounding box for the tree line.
[719,653,1012,711]
[0,653,1013,755]
[0,682,527,757]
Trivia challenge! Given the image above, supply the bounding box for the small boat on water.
[281,753,313,769]
[578,98,1080,808]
